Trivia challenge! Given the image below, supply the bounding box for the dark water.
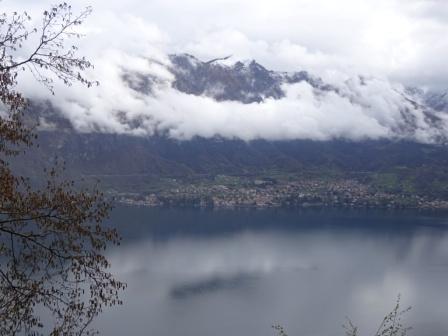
[96,207,448,336]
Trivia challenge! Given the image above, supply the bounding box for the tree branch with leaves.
[0,3,124,335]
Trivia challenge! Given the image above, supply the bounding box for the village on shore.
[111,177,448,210]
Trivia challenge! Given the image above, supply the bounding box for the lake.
[95,207,448,336]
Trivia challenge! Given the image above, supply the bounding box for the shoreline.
[114,198,448,211]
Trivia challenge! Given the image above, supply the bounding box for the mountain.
[11,54,448,201]
[168,54,335,103]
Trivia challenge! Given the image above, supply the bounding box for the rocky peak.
[168,54,285,103]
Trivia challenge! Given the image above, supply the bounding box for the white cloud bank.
[4,0,448,142]
[26,48,448,143]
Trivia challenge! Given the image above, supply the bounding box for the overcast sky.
[3,0,448,141]
[7,0,448,89]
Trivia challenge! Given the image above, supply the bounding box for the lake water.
[95,207,448,336]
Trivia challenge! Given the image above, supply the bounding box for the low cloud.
[6,1,447,143]
[21,47,447,143]
[21,48,448,143]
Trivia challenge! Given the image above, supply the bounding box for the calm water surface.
[96,207,448,336]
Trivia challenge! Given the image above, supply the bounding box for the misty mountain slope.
[165,54,448,141]
[416,89,448,113]
[12,130,448,190]
[167,54,446,111]
[38,52,447,144]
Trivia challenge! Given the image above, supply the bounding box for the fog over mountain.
[25,53,448,143]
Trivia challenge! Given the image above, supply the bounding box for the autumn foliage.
[0,3,124,335]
